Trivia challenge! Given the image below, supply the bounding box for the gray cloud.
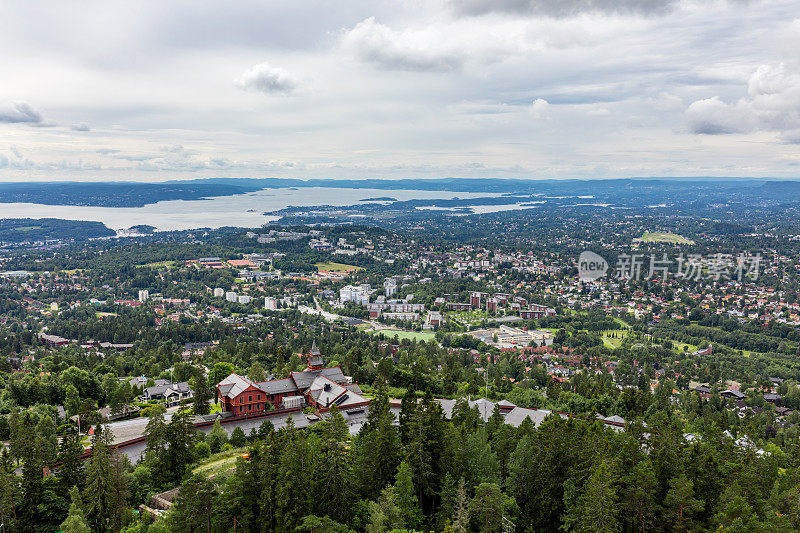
[0,101,43,123]
[451,0,678,17]
[687,64,800,141]
[71,122,90,131]
[235,62,298,94]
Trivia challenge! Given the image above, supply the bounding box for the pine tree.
[0,448,18,529]
[108,454,130,532]
[83,424,113,531]
[193,369,211,415]
[60,486,90,533]
[394,460,422,529]
[248,361,267,382]
[168,473,218,533]
[65,384,82,418]
[163,408,196,483]
[36,415,58,465]
[57,427,86,491]
[621,460,659,533]
[143,403,167,463]
[275,418,315,531]
[230,426,247,448]
[452,477,470,533]
[469,483,504,533]
[577,460,620,533]
[399,385,418,445]
[664,475,704,533]
[314,408,354,523]
[355,379,401,497]
[18,413,44,533]
[207,420,228,453]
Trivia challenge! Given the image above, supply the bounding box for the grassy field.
[671,341,698,353]
[635,232,694,244]
[602,329,630,349]
[368,329,437,342]
[192,447,247,478]
[314,261,363,272]
[137,260,175,269]
[96,312,118,318]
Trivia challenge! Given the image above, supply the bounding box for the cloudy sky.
[1,0,799,182]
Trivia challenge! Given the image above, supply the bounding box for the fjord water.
[0,187,500,232]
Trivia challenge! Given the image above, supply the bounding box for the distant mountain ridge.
[0,177,797,208]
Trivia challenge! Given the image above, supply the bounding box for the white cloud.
[530,98,550,118]
[235,62,298,94]
[687,64,800,141]
[0,101,42,123]
[342,17,466,72]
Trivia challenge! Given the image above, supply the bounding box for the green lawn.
[636,232,694,244]
[137,260,175,269]
[192,447,248,477]
[671,341,698,353]
[314,261,363,272]
[368,329,436,342]
[601,329,629,349]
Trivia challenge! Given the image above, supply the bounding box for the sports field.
[636,232,694,244]
[314,261,363,272]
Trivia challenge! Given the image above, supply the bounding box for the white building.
[213,288,225,297]
[225,291,237,302]
[264,297,278,310]
[238,295,251,304]
[138,290,149,302]
[340,284,370,305]
[384,278,397,297]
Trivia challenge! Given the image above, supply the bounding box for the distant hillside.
[0,176,785,208]
[0,218,115,243]
[0,181,261,207]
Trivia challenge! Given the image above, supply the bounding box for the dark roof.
[319,367,347,385]
[257,378,299,395]
[347,383,364,394]
[290,371,317,390]
[218,365,348,400]
[722,389,746,399]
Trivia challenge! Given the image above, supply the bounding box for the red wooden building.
[216,342,369,414]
